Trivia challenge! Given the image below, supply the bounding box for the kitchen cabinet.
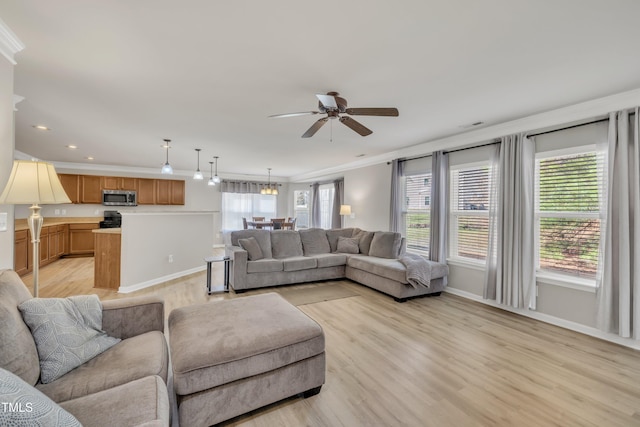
[156,179,185,205]
[102,176,137,191]
[171,180,185,205]
[93,229,121,289]
[58,174,80,203]
[137,178,156,204]
[69,223,99,255]
[80,175,103,204]
[14,230,29,276]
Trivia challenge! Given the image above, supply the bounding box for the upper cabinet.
[57,174,185,206]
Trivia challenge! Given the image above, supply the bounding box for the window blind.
[450,167,490,261]
[404,173,431,252]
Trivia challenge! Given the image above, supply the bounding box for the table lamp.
[0,160,71,296]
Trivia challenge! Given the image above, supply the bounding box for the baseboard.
[118,265,207,294]
[444,287,640,351]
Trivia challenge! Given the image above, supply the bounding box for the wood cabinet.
[80,175,103,204]
[14,230,29,276]
[69,223,99,255]
[58,174,80,203]
[137,178,156,205]
[156,179,185,205]
[39,227,50,264]
[94,230,121,289]
[102,176,137,191]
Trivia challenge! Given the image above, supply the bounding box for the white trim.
[444,287,640,350]
[536,271,596,293]
[118,265,206,293]
[446,257,485,271]
[0,18,24,65]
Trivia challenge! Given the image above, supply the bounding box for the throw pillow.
[298,228,331,255]
[352,228,375,255]
[326,229,354,253]
[18,295,121,384]
[336,236,360,254]
[238,236,264,261]
[0,367,81,426]
[369,231,402,259]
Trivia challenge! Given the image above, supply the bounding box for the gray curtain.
[331,179,344,228]
[597,108,640,339]
[389,159,404,232]
[220,180,263,194]
[311,182,321,228]
[484,134,536,309]
[429,152,448,274]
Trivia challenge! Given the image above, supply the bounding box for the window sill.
[536,271,596,294]
[446,257,486,271]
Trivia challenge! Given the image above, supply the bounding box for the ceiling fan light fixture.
[193,148,203,180]
[161,139,173,175]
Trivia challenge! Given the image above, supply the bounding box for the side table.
[204,256,230,294]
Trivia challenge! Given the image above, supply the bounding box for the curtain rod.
[527,117,609,138]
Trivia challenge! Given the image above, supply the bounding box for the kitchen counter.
[15,217,100,231]
[92,228,121,234]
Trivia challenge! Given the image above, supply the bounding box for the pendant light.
[193,148,203,180]
[260,168,278,195]
[208,161,216,186]
[212,156,221,184]
[161,139,173,175]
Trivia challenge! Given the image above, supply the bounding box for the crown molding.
[290,87,640,182]
[0,18,24,65]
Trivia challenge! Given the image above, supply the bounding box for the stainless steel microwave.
[102,190,137,206]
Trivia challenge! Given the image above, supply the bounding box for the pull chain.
[330,119,333,142]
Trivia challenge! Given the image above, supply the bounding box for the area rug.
[277,284,360,306]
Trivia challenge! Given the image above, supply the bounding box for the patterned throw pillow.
[238,236,264,261]
[18,295,120,384]
[0,367,81,426]
[336,236,360,254]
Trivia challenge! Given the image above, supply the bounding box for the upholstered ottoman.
[168,293,325,427]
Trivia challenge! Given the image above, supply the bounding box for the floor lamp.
[0,160,71,297]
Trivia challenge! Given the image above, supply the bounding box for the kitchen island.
[93,227,121,289]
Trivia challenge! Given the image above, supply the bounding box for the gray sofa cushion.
[312,253,348,268]
[337,236,360,254]
[0,270,41,386]
[246,259,284,274]
[60,375,170,427]
[298,228,331,255]
[283,256,318,272]
[0,367,81,426]
[352,228,375,255]
[271,230,304,259]
[369,231,402,259]
[326,228,354,252]
[18,295,121,384]
[238,237,264,261]
[347,255,408,283]
[230,230,272,259]
[36,330,168,403]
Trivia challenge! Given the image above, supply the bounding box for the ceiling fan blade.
[269,111,320,118]
[345,107,399,117]
[316,94,338,109]
[339,116,373,136]
[302,118,329,138]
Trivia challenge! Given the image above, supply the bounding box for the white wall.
[119,212,214,292]
[343,162,392,231]
[0,44,16,269]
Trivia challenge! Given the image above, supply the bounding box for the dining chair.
[253,216,265,221]
[242,217,248,229]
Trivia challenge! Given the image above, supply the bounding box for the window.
[404,172,431,252]
[535,149,603,279]
[318,185,334,229]
[294,190,310,229]
[449,165,490,262]
[222,193,277,230]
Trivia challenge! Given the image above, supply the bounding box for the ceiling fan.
[269,91,399,138]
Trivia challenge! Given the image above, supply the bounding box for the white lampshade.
[0,160,71,205]
[339,204,352,216]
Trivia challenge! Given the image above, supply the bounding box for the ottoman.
[168,292,325,426]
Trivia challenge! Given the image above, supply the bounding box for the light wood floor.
[21,257,640,427]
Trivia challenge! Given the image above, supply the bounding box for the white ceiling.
[2,0,640,181]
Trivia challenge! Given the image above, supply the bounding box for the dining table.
[247,221,294,230]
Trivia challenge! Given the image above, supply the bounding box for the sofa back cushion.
[271,230,304,259]
[230,229,272,259]
[238,237,264,261]
[298,228,331,255]
[352,228,375,255]
[369,231,402,259]
[0,270,40,386]
[325,228,354,253]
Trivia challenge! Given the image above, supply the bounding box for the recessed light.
[66,145,78,149]
[85,156,94,160]
[33,125,50,131]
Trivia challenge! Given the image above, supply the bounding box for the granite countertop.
[92,228,121,234]
[15,217,101,231]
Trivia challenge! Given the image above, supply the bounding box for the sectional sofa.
[226,228,448,301]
